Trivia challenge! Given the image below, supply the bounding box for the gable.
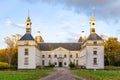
[53,47,69,51]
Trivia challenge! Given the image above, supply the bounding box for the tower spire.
[91,7,95,21]
[26,9,32,34]
[90,7,96,34]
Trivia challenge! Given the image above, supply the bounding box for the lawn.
[72,68,120,80]
[0,68,55,80]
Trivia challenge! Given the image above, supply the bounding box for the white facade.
[18,15,104,69]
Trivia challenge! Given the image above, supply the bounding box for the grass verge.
[72,69,120,80]
[0,68,55,80]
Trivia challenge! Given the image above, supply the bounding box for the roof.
[78,37,83,42]
[87,33,102,40]
[38,43,82,51]
[20,33,34,40]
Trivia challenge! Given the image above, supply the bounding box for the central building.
[18,15,104,69]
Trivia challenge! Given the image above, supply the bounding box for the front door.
[59,62,62,67]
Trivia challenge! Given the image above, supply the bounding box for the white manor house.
[18,14,104,69]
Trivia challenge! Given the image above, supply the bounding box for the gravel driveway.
[39,67,89,80]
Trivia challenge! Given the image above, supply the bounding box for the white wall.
[86,45,104,69]
[18,41,37,69]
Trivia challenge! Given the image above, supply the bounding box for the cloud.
[5,18,25,28]
[22,0,120,21]
[66,32,80,42]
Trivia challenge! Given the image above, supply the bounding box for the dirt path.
[39,67,90,80]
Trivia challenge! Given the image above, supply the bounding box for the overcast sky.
[0,0,120,48]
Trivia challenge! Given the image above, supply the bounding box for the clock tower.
[26,16,32,34]
[90,15,96,34]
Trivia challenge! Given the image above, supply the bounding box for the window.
[42,55,45,58]
[64,54,66,58]
[93,51,97,55]
[92,28,95,32]
[76,60,78,65]
[54,62,57,65]
[42,60,45,66]
[54,55,57,58]
[93,58,97,65]
[93,41,97,45]
[24,57,29,65]
[64,62,67,65]
[48,60,51,64]
[48,55,51,58]
[70,55,72,58]
[76,53,78,58]
[25,49,28,55]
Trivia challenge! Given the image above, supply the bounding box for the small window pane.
[25,49,28,55]
[64,62,67,65]
[24,57,29,65]
[64,55,66,58]
[54,55,57,58]
[48,55,51,58]
[93,58,97,65]
[42,60,45,66]
[93,51,97,55]
[42,55,45,58]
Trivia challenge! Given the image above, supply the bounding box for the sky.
[0,0,120,48]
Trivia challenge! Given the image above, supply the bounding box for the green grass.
[72,69,120,80]
[0,68,55,80]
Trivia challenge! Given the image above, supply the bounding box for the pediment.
[53,47,69,51]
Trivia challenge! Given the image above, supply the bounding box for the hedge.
[0,62,10,69]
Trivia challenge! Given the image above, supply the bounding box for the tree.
[104,37,120,66]
[3,34,22,69]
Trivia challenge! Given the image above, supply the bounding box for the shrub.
[49,63,55,67]
[69,62,76,69]
[0,62,10,69]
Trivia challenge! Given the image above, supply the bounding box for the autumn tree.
[104,37,120,66]
[3,34,22,69]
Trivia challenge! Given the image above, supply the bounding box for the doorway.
[59,62,62,67]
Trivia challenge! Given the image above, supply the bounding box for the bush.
[69,62,76,69]
[0,62,10,69]
[49,63,55,67]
